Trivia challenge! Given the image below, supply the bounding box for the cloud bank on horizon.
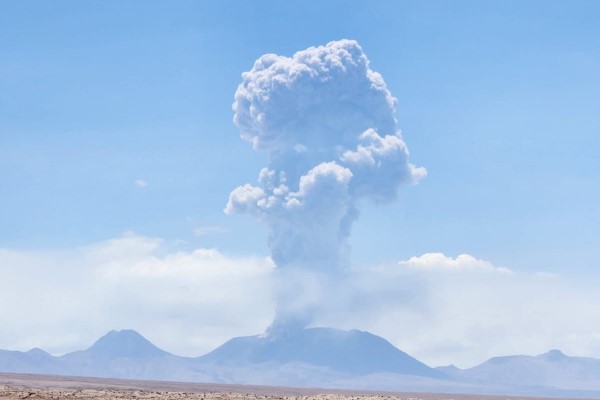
[225,40,425,332]
[1,233,599,367]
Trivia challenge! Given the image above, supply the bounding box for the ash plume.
[225,40,425,334]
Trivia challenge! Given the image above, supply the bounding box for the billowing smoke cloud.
[226,40,425,333]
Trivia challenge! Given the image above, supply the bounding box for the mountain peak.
[436,364,461,372]
[542,349,567,361]
[103,329,144,340]
[88,329,169,358]
[26,347,49,355]
[25,347,53,361]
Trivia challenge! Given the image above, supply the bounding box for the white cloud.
[314,254,600,368]
[0,234,274,357]
[398,252,513,274]
[134,179,148,188]
[1,241,599,370]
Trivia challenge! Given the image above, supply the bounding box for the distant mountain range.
[1,328,599,398]
[0,330,213,382]
[438,348,600,392]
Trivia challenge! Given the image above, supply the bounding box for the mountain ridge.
[443,348,600,391]
[0,328,599,397]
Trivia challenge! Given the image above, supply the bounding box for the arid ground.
[0,373,587,400]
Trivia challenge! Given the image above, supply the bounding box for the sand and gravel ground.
[0,386,428,400]
[0,373,579,400]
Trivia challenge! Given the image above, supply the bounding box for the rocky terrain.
[0,373,580,400]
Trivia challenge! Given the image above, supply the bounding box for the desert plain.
[0,373,587,400]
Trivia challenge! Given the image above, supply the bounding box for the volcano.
[198,327,442,378]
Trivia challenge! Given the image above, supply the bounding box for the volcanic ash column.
[225,39,426,336]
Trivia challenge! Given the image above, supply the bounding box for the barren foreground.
[0,373,581,400]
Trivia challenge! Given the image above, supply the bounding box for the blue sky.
[1,1,599,366]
